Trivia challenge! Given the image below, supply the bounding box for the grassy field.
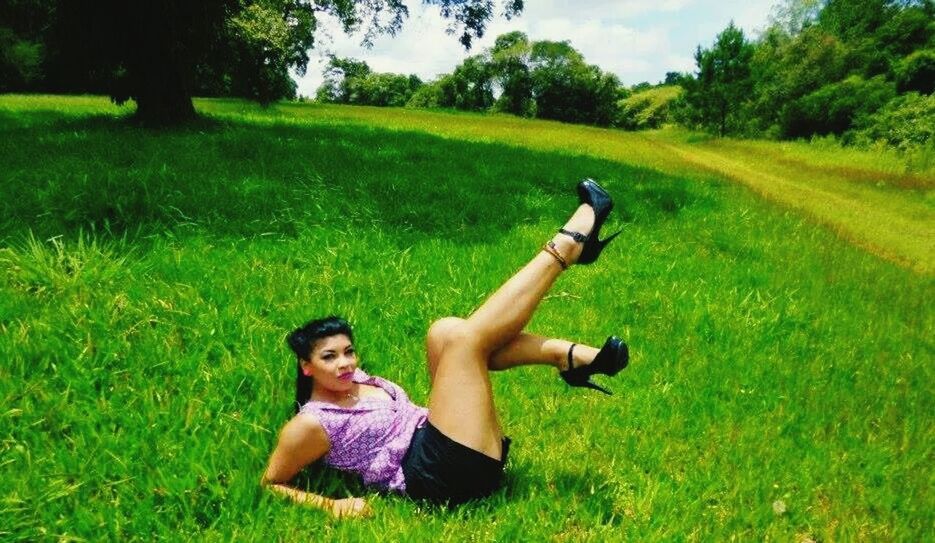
[1,95,932,541]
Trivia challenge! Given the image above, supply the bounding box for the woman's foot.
[545,204,595,267]
[561,341,599,371]
[542,179,620,269]
[560,337,629,395]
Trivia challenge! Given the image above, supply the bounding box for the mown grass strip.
[650,138,934,273]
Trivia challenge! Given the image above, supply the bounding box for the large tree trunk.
[127,3,198,126]
[133,84,196,125]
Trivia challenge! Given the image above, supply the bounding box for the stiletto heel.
[555,178,620,266]
[560,337,629,395]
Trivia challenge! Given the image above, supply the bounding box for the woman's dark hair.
[287,316,354,413]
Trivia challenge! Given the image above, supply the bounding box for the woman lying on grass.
[261,179,630,517]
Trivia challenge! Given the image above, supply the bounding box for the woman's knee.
[426,317,465,352]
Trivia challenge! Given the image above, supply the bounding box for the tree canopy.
[676,0,933,142]
[679,22,755,136]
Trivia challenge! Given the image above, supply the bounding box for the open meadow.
[1,95,932,541]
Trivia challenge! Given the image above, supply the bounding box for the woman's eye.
[322,354,335,361]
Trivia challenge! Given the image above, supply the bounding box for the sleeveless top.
[298,368,428,492]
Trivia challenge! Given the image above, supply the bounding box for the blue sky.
[294,0,777,96]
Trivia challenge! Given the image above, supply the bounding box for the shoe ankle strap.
[558,228,588,243]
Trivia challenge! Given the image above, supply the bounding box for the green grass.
[1,95,932,541]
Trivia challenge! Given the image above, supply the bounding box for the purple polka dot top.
[299,368,428,492]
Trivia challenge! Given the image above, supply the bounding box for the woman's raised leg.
[425,204,598,459]
[425,317,601,377]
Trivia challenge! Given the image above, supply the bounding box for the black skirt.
[401,421,511,506]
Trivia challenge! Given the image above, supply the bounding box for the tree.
[748,25,848,135]
[818,0,891,43]
[768,0,822,35]
[347,73,423,106]
[663,72,687,86]
[682,21,755,136]
[0,0,54,92]
[489,31,534,116]
[528,40,622,126]
[781,75,896,137]
[853,91,935,150]
[816,0,933,78]
[894,49,935,94]
[0,27,44,91]
[223,0,314,105]
[38,0,524,124]
[441,54,496,110]
[315,56,373,103]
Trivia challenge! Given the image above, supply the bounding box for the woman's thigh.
[425,325,504,461]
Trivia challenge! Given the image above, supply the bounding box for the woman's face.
[303,334,357,392]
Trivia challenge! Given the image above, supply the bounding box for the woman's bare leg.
[425,317,601,377]
[426,204,598,459]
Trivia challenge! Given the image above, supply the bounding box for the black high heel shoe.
[556,179,622,265]
[560,336,629,395]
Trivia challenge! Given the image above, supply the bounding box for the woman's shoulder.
[278,411,330,449]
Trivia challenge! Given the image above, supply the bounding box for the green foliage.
[222,0,315,105]
[315,56,422,107]
[405,80,446,108]
[349,73,423,107]
[872,3,933,59]
[617,85,683,130]
[443,54,496,110]
[528,40,622,126]
[408,55,496,112]
[767,0,822,35]
[749,26,849,136]
[818,0,891,43]
[782,75,896,138]
[894,48,935,93]
[0,27,43,91]
[853,91,935,151]
[490,31,535,116]
[406,32,622,125]
[683,0,934,142]
[315,56,373,103]
[681,22,755,136]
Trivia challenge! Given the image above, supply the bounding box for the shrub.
[406,80,445,108]
[781,75,896,138]
[894,49,935,94]
[852,92,935,151]
[617,85,683,130]
[346,73,422,107]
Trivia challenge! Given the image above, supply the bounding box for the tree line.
[314,31,624,126]
[312,0,932,151]
[1,0,931,151]
[679,0,933,151]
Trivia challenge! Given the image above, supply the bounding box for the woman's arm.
[261,413,371,518]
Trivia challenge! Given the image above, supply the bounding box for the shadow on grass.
[0,110,718,245]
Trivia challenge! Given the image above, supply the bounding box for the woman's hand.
[330,497,372,518]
